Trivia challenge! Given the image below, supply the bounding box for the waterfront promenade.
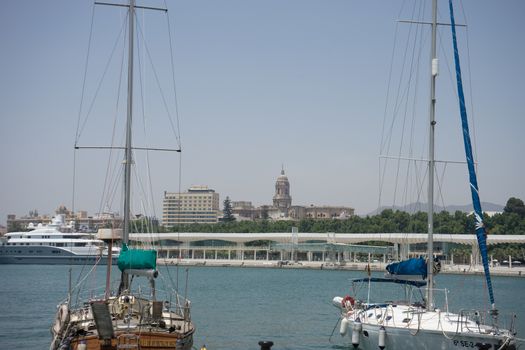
[158,258,525,277]
[131,232,525,273]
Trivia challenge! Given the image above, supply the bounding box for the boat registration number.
[453,340,475,348]
[139,339,178,347]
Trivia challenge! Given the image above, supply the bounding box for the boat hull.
[0,245,117,264]
[67,331,194,350]
[341,321,515,350]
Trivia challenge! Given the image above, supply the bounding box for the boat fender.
[340,317,350,336]
[78,340,87,350]
[352,320,362,348]
[341,295,355,310]
[378,326,386,350]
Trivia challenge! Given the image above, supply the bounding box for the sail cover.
[117,243,157,271]
[386,257,427,279]
[449,0,495,308]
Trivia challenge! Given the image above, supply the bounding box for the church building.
[231,168,354,221]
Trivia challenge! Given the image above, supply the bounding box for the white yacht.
[0,215,118,264]
[331,1,517,349]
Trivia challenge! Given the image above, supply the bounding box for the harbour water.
[0,265,523,349]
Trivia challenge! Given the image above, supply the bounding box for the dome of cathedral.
[276,169,289,182]
[273,168,292,213]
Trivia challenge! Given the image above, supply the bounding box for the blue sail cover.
[449,0,495,308]
[386,257,427,279]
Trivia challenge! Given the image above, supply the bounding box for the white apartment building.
[162,186,220,226]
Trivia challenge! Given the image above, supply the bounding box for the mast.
[121,0,135,292]
[426,0,438,310]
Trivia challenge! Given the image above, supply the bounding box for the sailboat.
[50,1,195,349]
[332,1,517,349]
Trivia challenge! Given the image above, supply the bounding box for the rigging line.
[380,10,411,155]
[459,5,479,167]
[105,165,124,216]
[403,7,426,208]
[99,18,128,219]
[377,157,385,211]
[393,1,424,209]
[385,0,423,153]
[393,0,426,209]
[378,16,402,211]
[131,158,155,240]
[135,15,157,221]
[72,148,77,218]
[380,2,426,209]
[72,2,95,233]
[177,148,183,292]
[76,2,96,144]
[135,18,181,147]
[164,0,182,294]
[379,20,400,155]
[437,27,457,114]
[134,11,169,259]
[164,0,182,149]
[413,163,428,214]
[77,11,129,142]
[435,162,448,211]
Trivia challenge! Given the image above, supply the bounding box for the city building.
[231,168,355,221]
[6,206,121,232]
[231,201,256,221]
[162,185,220,226]
[272,169,292,217]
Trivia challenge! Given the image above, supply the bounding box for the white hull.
[0,245,117,265]
[343,320,514,350]
[334,298,516,350]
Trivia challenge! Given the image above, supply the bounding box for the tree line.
[166,197,525,235]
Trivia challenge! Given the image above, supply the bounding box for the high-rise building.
[162,186,220,226]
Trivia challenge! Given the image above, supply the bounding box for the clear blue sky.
[1,0,524,225]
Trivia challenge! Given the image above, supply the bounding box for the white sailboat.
[50,1,195,349]
[332,1,517,349]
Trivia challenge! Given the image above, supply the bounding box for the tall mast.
[121,0,135,292]
[426,0,438,309]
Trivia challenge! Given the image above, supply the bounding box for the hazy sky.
[1,0,524,225]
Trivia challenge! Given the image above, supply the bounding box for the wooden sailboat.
[50,1,195,349]
[332,1,517,349]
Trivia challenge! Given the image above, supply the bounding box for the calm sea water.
[0,265,523,350]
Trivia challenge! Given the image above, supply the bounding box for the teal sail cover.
[117,243,157,271]
[449,0,495,308]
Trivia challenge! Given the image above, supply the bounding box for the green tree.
[222,196,235,222]
[7,221,23,232]
[504,197,525,218]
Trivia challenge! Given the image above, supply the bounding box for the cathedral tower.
[272,168,292,216]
